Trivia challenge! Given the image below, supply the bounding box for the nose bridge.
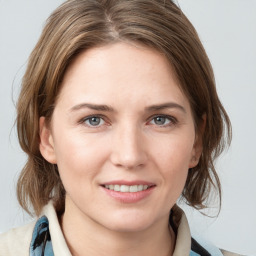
[110,120,147,169]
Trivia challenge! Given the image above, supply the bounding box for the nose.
[110,124,148,169]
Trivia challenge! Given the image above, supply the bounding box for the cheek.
[152,133,195,192]
[52,130,109,184]
[153,133,195,170]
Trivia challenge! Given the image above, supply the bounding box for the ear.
[189,114,206,168]
[39,116,57,164]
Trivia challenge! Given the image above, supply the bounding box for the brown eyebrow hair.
[70,103,115,112]
[69,102,186,113]
[145,102,186,113]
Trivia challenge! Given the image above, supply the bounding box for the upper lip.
[101,180,155,186]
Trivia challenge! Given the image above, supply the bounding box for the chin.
[101,210,158,233]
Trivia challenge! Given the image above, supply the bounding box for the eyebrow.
[70,103,115,112]
[145,102,186,113]
[70,102,186,114]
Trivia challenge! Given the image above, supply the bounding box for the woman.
[0,0,239,255]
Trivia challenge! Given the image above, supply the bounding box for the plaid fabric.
[30,216,53,256]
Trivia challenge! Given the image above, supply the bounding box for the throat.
[60,196,176,256]
[61,215,175,256]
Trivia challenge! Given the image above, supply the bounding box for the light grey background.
[0,0,255,255]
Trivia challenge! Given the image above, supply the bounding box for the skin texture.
[39,43,202,256]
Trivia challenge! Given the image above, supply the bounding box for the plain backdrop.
[0,0,255,255]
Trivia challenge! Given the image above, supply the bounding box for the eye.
[84,116,105,127]
[149,115,176,126]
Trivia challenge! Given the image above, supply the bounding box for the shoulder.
[220,249,245,256]
[171,205,243,256]
[192,236,244,256]
[191,236,223,256]
[0,220,36,256]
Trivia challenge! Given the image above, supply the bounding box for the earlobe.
[39,117,57,164]
[189,114,206,168]
[189,155,200,168]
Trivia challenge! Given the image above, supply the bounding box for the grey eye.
[152,116,170,125]
[85,117,103,126]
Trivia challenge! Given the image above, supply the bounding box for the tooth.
[114,185,120,191]
[138,185,143,191]
[120,185,129,192]
[106,184,151,192]
[129,185,138,192]
[143,185,148,190]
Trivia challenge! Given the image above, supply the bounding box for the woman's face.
[40,43,201,232]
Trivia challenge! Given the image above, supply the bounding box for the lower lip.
[101,186,155,203]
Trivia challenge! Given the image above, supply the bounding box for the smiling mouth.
[102,184,155,193]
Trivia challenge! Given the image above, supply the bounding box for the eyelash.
[147,114,177,127]
[79,114,177,128]
[79,115,109,128]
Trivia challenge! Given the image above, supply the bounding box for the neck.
[60,199,175,256]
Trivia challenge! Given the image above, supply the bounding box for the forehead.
[56,42,190,112]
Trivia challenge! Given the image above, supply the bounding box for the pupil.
[155,116,165,125]
[89,117,100,126]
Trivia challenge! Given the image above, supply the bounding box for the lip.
[100,180,156,203]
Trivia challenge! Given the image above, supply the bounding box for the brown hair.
[16,0,231,216]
